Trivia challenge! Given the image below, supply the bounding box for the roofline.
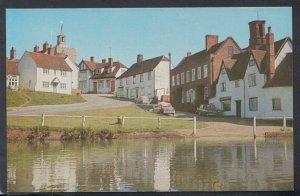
[275,37,292,59]
[214,36,242,55]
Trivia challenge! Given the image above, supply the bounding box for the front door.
[236,100,241,117]
[93,82,97,93]
[53,83,58,93]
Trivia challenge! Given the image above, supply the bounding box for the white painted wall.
[154,61,170,99]
[65,57,79,89]
[275,40,292,68]
[78,61,93,93]
[17,52,37,91]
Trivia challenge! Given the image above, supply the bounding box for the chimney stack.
[90,56,94,62]
[187,52,192,57]
[108,57,113,66]
[10,47,16,60]
[266,26,275,80]
[34,45,39,52]
[137,54,143,63]
[248,20,266,50]
[205,35,218,51]
[102,59,106,63]
[43,41,49,52]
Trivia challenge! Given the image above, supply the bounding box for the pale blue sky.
[6,7,292,66]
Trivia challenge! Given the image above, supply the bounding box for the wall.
[65,57,79,89]
[17,52,37,91]
[78,61,93,93]
[275,40,292,69]
[154,61,170,99]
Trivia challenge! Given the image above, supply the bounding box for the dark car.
[151,102,175,116]
[197,104,223,116]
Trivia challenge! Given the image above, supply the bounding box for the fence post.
[253,116,256,139]
[122,116,125,128]
[82,114,86,127]
[157,116,161,129]
[283,115,286,131]
[193,116,197,135]
[41,113,45,126]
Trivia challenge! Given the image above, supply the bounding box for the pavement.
[7,94,136,116]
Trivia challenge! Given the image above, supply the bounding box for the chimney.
[187,52,192,57]
[137,54,143,63]
[90,56,94,62]
[248,20,266,50]
[266,26,275,80]
[108,57,113,66]
[102,59,106,63]
[43,41,49,52]
[34,45,39,52]
[205,35,218,51]
[10,47,16,60]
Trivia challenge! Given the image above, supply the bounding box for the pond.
[7,137,293,192]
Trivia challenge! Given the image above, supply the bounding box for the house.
[170,35,241,112]
[17,51,75,94]
[209,20,293,118]
[6,47,20,90]
[116,54,171,102]
[78,57,127,93]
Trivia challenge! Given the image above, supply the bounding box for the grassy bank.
[7,89,86,107]
[7,106,206,132]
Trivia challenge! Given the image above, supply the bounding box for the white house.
[78,57,127,93]
[17,51,74,94]
[116,54,171,102]
[210,24,292,118]
[6,47,19,90]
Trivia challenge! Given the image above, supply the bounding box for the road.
[7,94,135,116]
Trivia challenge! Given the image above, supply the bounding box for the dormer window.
[249,59,255,67]
[221,67,226,75]
[227,46,233,57]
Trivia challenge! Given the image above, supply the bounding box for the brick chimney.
[43,41,49,52]
[187,52,192,57]
[137,54,143,63]
[90,56,94,62]
[248,20,266,50]
[10,47,16,60]
[205,35,218,51]
[266,26,275,80]
[108,57,113,66]
[102,59,106,63]
[34,45,39,52]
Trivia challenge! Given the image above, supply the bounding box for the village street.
[7,94,136,116]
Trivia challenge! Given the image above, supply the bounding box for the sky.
[6,7,292,67]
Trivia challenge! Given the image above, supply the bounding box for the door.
[236,100,241,117]
[93,82,97,93]
[136,88,139,98]
[53,83,58,93]
[111,80,115,92]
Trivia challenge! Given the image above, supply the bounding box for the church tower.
[56,23,67,48]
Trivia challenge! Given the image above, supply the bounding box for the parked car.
[197,104,223,116]
[151,102,175,116]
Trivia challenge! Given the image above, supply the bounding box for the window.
[126,78,129,85]
[204,87,208,100]
[186,71,190,83]
[140,74,144,82]
[119,79,123,86]
[249,97,258,111]
[220,82,226,92]
[221,67,226,75]
[176,74,180,85]
[204,65,208,78]
[172,76,175,86]
[43,68,49,75]
[133,76,136,84]
[106,80,111,88]
[221,100,231,111]
[186,91,190,103]
[181,73,185,84]
[248,74,256,87]
[148,72,152,80]
[79,81,87,89]
[197,67,202,79]
[272,98,281,110]
[249,59,255,67]
[235,80,240,88]
[99,80,104,88]
[42,81,49,88]
[8,76,18,87]
[61,71,67,77]
[227,46,234,57]
[192,69,195,81]
[181,91,185,103]
[60,83,66,89]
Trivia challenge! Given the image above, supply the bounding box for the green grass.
[7,106,206,132]
[7,89,86,107]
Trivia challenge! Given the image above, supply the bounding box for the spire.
[60,21,63,34]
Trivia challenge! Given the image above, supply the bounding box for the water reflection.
[8,138,293,192]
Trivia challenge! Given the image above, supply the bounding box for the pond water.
[7,137,293,192]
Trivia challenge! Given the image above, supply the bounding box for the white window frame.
[204,87,208,100]
[272,98,282,111]
[133,75,136,84]
[42,81,49,88]
[186,71,190,83]
[60,83,67,89]
[249,97,258,111]
[203,65,208,78]
[140,74,144,82]
[249,59,255,67]
[197,66,202,80]
[248,74,256,87]
[176,74,180,85]
[43,68,49,75]
[106,80,111,88]
[172,76,175,86]
[220,82,226,92]
[61,70,67,77]
[181,73,185,84]
[148,72,152,80]
[191,69,195,81]
[235,80,240,88]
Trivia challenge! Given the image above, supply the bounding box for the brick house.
[78,57,127,93]
[170,35,241,112]
[6,47,20,90]
[209,20,293,118]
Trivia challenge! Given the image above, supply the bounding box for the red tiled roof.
[264,52,293,88]
[6,59,19,75]
[117,56,169,79]
[90,62,128,79]
[82,60,99,71]
[26,51,72,71]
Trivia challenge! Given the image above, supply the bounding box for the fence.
[252,115,293,138]
[8,114,198,135]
